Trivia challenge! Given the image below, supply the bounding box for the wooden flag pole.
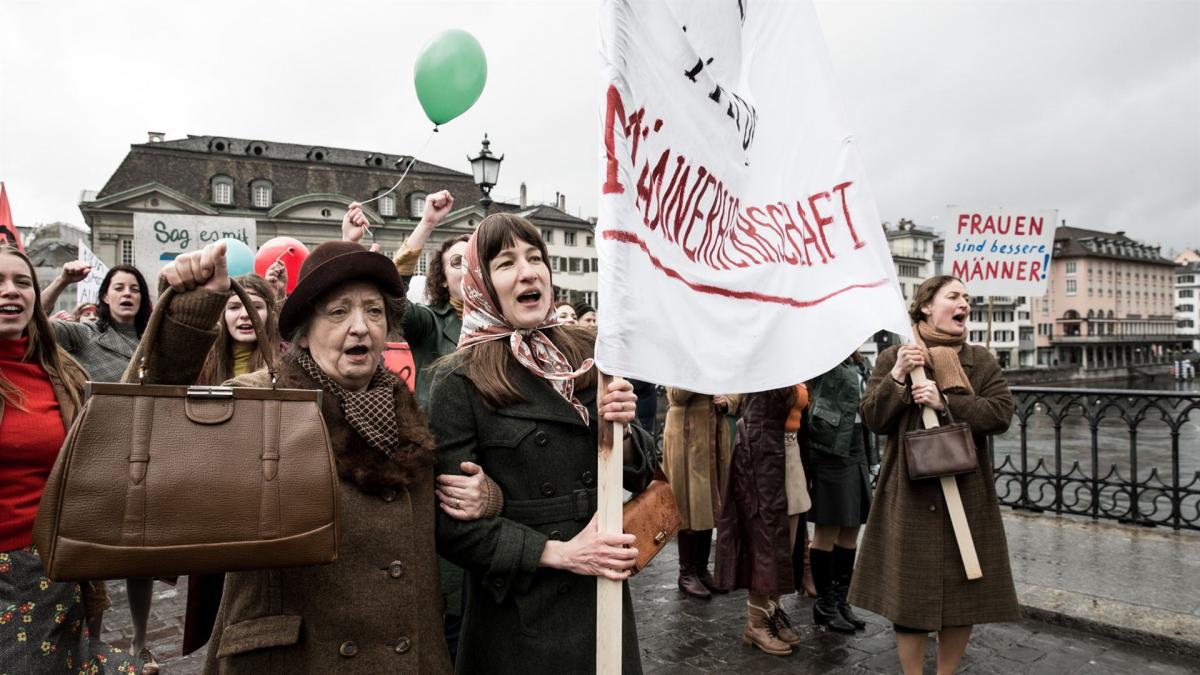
[596,372,623,674]
[908,366,983,581]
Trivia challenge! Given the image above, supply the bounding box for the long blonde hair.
[198,274,281,384]
[0,245,88,412]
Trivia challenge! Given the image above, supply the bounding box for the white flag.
[595,0,912,394]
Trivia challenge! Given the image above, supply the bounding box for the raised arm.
[41,261,91,313]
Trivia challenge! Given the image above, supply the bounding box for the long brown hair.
[908,275,965,324]
[426,234,470,307]
[199,274,281,384]
[0,246,88,411]
[440,214,596,410]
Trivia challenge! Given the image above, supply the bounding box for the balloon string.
[359,126,440,208]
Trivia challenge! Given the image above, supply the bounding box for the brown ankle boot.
[767,600,802,645]
[676,532,711,600]
[743,600,793,656]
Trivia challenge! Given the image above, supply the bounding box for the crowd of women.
[1,185,1018,674]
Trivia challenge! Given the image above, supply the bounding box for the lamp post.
[468,134,504,208]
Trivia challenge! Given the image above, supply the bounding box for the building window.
[549,256,565,273]
[378,194,396,217]
[586,235,594,247]
[564,232,577,246]
[410,192,427,217]
[211,176,233,205]
[1181,290,1195,299]
[251,180,272,208]
[1066,279,1076,295]
[1181,305,1196,313]
[121,239,134,266]
[898,263,921,277]
[416,251,429,274]
[542,229,554,244]
[1065,261,1076,274]
[569,257,583,273]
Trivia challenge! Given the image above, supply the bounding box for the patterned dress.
[0,546,141,674]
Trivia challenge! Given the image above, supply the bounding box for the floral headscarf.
[457,231,594,423]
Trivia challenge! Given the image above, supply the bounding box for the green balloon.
[413,29,487,126]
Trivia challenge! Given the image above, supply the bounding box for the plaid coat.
[847,344,1021,631]
[51,320,138,383]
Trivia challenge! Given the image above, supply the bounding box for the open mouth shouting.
[0,303,25,316]
[516,288,542,307]
[951,311,967,329]
[343,343,372,364]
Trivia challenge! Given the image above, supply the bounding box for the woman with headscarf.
[849,275,1018,675]
[0,245,140,673]
[141,240,492,673]
[429,213,656,674]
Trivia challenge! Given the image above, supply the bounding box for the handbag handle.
[132,279,278,386]
[910,391,958,425]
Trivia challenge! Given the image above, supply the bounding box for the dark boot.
[693,530,727,594]
[833,545,866,630]
[676,532,711,600]
[810,548,855,633]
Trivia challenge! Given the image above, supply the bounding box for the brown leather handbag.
[33,281,340,582]
[903,398,979,481]
[622,463,681,576]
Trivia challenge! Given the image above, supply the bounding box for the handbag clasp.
[186,386,235,399]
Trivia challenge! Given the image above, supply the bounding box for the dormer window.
[209,137,231,153]
[247,141,268,157]
[251,180,273,208]
[308,147,329,162]
[410,192,427,217]
[378,194,397,217]
[366,154,387,167]
[211,175,234,205]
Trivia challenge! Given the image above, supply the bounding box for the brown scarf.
[297,349,402,458]
[913,322,974,395]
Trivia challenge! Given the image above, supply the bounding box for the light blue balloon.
[219,238,256,277]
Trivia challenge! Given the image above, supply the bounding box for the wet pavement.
[100,512,1200,674]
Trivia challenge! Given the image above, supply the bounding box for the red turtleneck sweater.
[0,337,66,551]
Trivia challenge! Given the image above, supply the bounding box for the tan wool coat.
[848,344,1021,631]
[661,389,735,531]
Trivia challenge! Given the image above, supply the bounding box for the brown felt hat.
[278,241,405,340]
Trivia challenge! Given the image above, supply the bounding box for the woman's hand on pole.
[437,461,490,520]
[600,377,638,425]
[891,344,925,382]
[910,381,945,411]
[540,513,638,580]
[161,242,229,293]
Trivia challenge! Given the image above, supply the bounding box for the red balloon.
[254,237,310,294]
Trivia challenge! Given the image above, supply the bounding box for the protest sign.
[132,213,257,284]
[596,0,911,395]
[76,239,109,306]
[944,207,1057,296]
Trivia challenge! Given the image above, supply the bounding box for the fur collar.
[276,349,436,493]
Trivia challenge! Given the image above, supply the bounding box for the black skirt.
[807,423,872,527]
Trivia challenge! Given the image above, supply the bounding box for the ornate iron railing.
[993,387,1200,530]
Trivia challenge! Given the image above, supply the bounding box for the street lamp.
[468,134,503,208]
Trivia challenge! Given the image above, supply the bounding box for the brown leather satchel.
[903,398,979,481]
[622,463,681,576]
[33,281,340,581]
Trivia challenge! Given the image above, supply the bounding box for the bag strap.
[130,279,278,386]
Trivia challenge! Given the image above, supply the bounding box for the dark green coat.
[402,302,462,410]
[806,358,870,459]
[429,360,654,675]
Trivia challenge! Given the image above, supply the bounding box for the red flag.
[0,183,23,251]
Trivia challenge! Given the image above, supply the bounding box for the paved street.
[100,524,1200,674]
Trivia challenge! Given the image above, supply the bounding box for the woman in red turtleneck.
[0,245,140,673]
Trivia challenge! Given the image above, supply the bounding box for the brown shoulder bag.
[33,281,340,581]
[622,461,681,576]
[903,395,979,481]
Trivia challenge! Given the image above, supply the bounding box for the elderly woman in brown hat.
[849,275,1018,675]
[143,240,493,674]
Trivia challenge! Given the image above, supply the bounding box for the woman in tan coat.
[661,389,737,599]
[849,275,1019,675]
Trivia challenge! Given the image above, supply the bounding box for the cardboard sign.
[944,207,1058,296]
[76,239,109,306]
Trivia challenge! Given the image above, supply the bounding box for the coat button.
[549,530,562,540]
[534,431,549,447]
[339,640,358,657]
[394,636,411,654]
[381,489,397,503]
[929,505,937,512]
[541,482,556,497]
[558,582,570,595]
[492,577,505,589]
[389,561,406,578]
[580,470,594,486]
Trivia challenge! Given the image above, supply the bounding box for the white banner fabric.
[595,0,911,394]
[76,238,109,306]
[132,213,256,285]
[944,206,1058,297]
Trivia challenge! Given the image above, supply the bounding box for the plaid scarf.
[296,349,402,458]
[456,233,593,424]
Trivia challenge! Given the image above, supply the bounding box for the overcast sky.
[2,0,1197,253]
